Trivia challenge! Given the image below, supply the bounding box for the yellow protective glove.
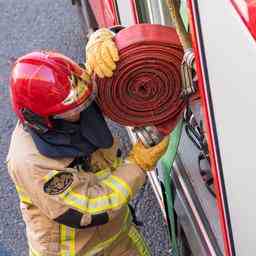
[127,137,169,171]
[85,28,119,78]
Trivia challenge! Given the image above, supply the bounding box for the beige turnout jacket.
[7,124,150,256]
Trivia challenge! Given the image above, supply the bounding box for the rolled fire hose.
[96,24,185,135]
[96,24,185,256]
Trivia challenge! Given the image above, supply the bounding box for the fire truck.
[71,1,256,255]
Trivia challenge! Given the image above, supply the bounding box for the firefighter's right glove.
[85,28,119,78]
[127,137,169,171]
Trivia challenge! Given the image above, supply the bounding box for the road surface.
[0,1,170,255]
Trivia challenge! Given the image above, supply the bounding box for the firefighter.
[6,28,169,256]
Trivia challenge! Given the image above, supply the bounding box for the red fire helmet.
[10,51,96,131]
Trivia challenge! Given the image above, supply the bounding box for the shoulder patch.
[44,172,73,195]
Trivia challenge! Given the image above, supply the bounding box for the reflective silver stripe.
[57,174,131,214]
[110,176,130,198]
[60,225,75,256]
[43,170,59,182]
[29,245,41,256]
[83,206,132,256]
[102,175,132,201]
[60,188,125,214]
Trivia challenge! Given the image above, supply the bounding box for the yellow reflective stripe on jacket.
[29,226,76,256]
[95,157,123,181]
[59,188,125,214]
[43,170,59,182]
[128,225,151,256]
[95,168,111,181]
[102,175,132,201]
[58,175,132,214]
[112,157,123,170]
[60,225,75,256]
[29,246,40,256]
[83,206,131,256]
[16,185,32,204]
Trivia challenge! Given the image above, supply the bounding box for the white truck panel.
[196,1,256,254]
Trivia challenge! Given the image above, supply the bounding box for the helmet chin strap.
[22,108,49,134]
[22,108,76,135]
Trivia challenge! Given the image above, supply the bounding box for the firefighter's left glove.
[85,28,119,78]
[127,137,169,171]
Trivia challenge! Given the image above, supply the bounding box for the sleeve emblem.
[44,172,73,195]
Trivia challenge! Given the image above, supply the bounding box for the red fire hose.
[96,24,185,135]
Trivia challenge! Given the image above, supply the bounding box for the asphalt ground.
[0,1,170,255]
